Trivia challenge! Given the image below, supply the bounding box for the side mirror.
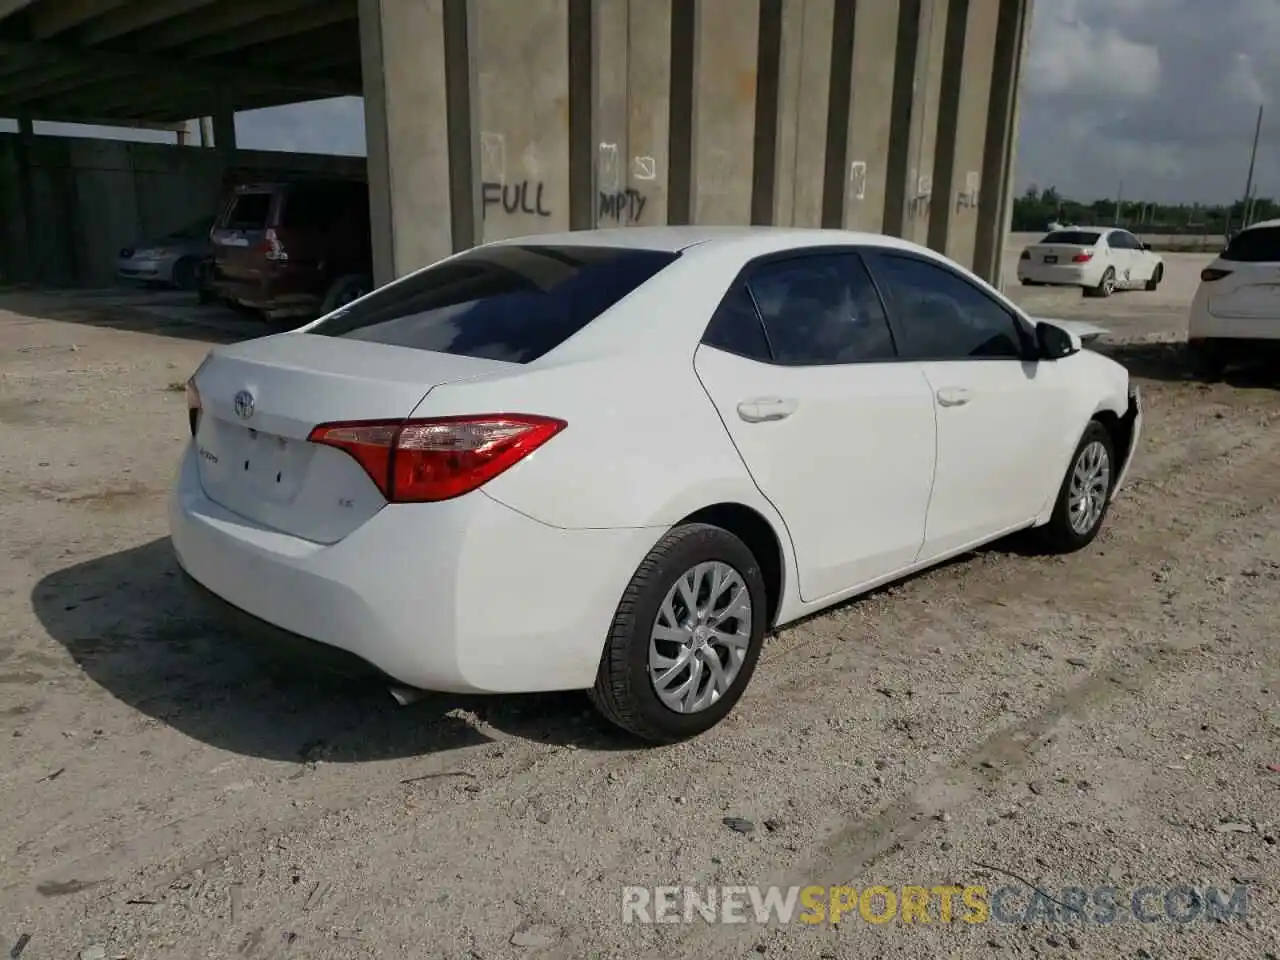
[1141,242,1153,251]
[1035,321,1079,360]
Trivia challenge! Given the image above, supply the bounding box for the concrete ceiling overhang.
[0,0,361,124]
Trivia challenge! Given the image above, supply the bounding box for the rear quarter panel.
[408,352,781,532]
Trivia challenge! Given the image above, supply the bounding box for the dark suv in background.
[209,178,372,323]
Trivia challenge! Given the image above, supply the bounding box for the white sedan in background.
[171,227,1142,744]
[1018,227,1165,297]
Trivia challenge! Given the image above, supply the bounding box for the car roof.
[1238,218,1280,232]
[484,225,931,256]
[1044,226,1113,233]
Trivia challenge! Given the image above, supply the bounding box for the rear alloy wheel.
[589,523,767,743]
[1085,267,1116,299]
[1035,421,1115,553]
[1144,263,1163,291]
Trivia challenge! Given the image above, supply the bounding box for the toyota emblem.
[233,389,255,421]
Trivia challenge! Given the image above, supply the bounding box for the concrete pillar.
[212,109,236,159]
[928,0,1000,269]
[357,0,1032,285]
[358,0,463,285]
[973,0,1032,287]
[15,115,37,283]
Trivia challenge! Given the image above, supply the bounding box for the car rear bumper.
[1017,263,1097,286]
[168,444,655,694]
[1187,314,1280,342]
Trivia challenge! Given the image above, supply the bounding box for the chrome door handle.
[936,387,972,407]
[737,398,798,422]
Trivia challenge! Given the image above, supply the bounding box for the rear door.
[1106,230,1137,285]
[211,187,277,282]
[693,250,938,601]
[1205,224,1280,319]
[865,249,1072,559]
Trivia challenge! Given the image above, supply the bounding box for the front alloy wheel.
[1035,421,1116,553]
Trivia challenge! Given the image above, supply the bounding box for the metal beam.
[0,38,354,99]
[182,0,355,59]
[136,0,330,51]
[1,63,135,101]
[29,0,126,38]
[78,0,218,44]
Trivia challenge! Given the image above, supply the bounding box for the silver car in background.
[116,216,214,290]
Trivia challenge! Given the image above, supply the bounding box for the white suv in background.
[1018,227,1165,298]
[1188,219,1280,377]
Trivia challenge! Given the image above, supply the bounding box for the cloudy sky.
[4,0,1275,206]
[1018,0,1276,203]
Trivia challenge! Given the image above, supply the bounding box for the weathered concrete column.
[211,109,236,160]
[358,0,469,285]
[356,0,1032,287]
[14,115,37,283]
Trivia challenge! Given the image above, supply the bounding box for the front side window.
[870,253,1026,361]
[744,253,896,365]
[309,244,679,363]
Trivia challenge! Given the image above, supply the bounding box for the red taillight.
[1201,267,1232,283]
[1072,251,1094,263]
[308,414,567,503]
[257,228,288,262]
[186,377,202,437]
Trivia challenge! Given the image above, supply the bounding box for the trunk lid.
[191,333,514,543]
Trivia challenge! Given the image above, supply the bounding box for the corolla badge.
[233,389,255,421]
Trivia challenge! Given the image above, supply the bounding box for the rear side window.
[1042,230,1100,245]
[747,253,896,364]
[222,192,273,230]
[1222,226,1280,263]
[310,245,679,363]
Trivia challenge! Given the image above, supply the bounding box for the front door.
[694,251,938,601]
[865,250,1071,559]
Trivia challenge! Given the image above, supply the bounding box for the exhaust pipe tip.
[388,685,427,707]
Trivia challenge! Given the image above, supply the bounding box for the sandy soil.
[2,252,1279,960]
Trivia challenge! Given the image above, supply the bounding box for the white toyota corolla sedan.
[171,227,1142,743]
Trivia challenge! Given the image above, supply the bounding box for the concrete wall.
[360,0,1033,286]
[0,134,365,287]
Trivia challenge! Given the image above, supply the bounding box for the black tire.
[1187,340,1226,381]
[319,273,371,316]
[172,257,200,292]
[1084,267,1116,299]
[1034,421,1116,553]
[589,523,768,744]
[1144,263,1163,292]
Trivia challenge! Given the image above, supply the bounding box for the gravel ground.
[2,251,1279,960]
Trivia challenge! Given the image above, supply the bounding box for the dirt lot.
[2,251,1279,960]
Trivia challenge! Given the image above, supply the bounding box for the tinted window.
[310,245,679,363]
[1042,230,1101,245]
[703,285,771,361]
[745,254,896,364]
[223,192,273,230]
[1222,225,1280,263]
[872,254,1025,360]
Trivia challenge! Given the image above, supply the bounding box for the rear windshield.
[222,192,273,230]
[1041,230,1100,245]
[310,244,680,363]
[1222,225,1280,263]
